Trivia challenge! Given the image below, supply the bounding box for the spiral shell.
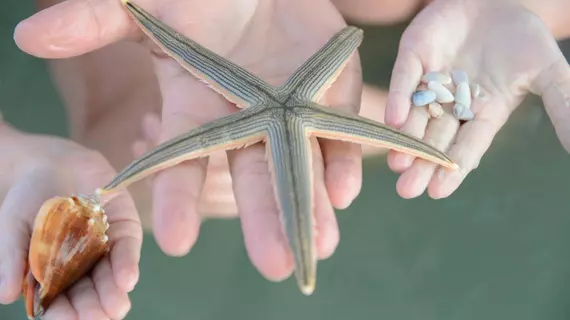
[22,195,109,319]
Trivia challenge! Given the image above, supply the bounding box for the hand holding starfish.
[14,0,456,294]
[13,0,371,284]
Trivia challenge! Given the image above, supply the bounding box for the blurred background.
[2,1,570,319]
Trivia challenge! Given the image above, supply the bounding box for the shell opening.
[24,269,45,320]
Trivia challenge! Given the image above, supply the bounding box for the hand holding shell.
[22,195,110,319]
[0,131,142,320]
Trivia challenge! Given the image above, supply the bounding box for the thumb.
[532,57,570,153]
[0,167,69,304]
[13,0,140,59]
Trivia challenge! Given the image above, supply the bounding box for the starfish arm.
[266,118,317,295]
[280,26,363,103]
[304,105,459,169]
[100,107,270,193]
[122,0,278,108]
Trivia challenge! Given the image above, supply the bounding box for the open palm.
[14,0,364,282]
[385,0,570,199]
[0,124,141,319]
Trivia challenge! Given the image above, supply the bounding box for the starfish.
[100,0,458,295]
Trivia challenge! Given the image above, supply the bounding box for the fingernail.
[131,140,146,158]
[436,167,448,181]
[389,108,407,128]
[339,173,359,209]
[142,113,161,141]
[13,19,31,42]
[394,153,414,168]
[0,275,10,304]
[118,268,138,292]
[125,271,138,292]
[116,301,131,320]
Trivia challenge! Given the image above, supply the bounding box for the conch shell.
[22,195,110,319]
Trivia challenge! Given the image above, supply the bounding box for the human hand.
[0,122,142,319]
[384,0,570,199]
[129,84,391,222]
[14,0,363,281]
[130,113,238,220]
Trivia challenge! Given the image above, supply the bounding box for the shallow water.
[2,2,570,320]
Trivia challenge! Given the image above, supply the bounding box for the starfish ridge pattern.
[101,0,458,295]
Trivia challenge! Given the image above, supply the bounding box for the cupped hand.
[14,0,364,281]
[0,122,142,319]
[384,0,570,199]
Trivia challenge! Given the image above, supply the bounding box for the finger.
[358,84,387,124]
[67,277,110,319]
[92,257,131,319]
[0,169,66,304]
[385,48,424,127]
[320,55,364,209]
[0,187,30,304]
[131,140,148,159]
[142,112,162,143]
[428,97,511,198]
[386,105,431,173]
[198,152,238,218]
[131,140,155,188]
[13,0,139,59]
[311,139,340,260]
[358,84,390,157]
[72,155,142,293]
[533,58,570,152]
[395,110,459,199]
[41,295,77,320]
[104,196,142,293]
[228,145,294,281]
[150,58,233,256]
[131,112,162,187]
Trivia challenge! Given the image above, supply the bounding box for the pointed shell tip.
[300,284,315,296]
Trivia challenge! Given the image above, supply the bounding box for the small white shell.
[412,90,437,107]
[453,103,474,121]
[451,69,469,86]
[427,81,455,103]
[421,72,452,85]
[470,83,480,98]
[454,82,472,108]
[428,102,444,118]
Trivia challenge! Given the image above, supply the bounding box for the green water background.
[2,2,570,319]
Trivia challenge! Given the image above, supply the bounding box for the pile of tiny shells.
[411,70,480,121]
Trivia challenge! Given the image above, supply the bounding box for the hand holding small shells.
[0,132,142,319]
[384,0,570,200]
